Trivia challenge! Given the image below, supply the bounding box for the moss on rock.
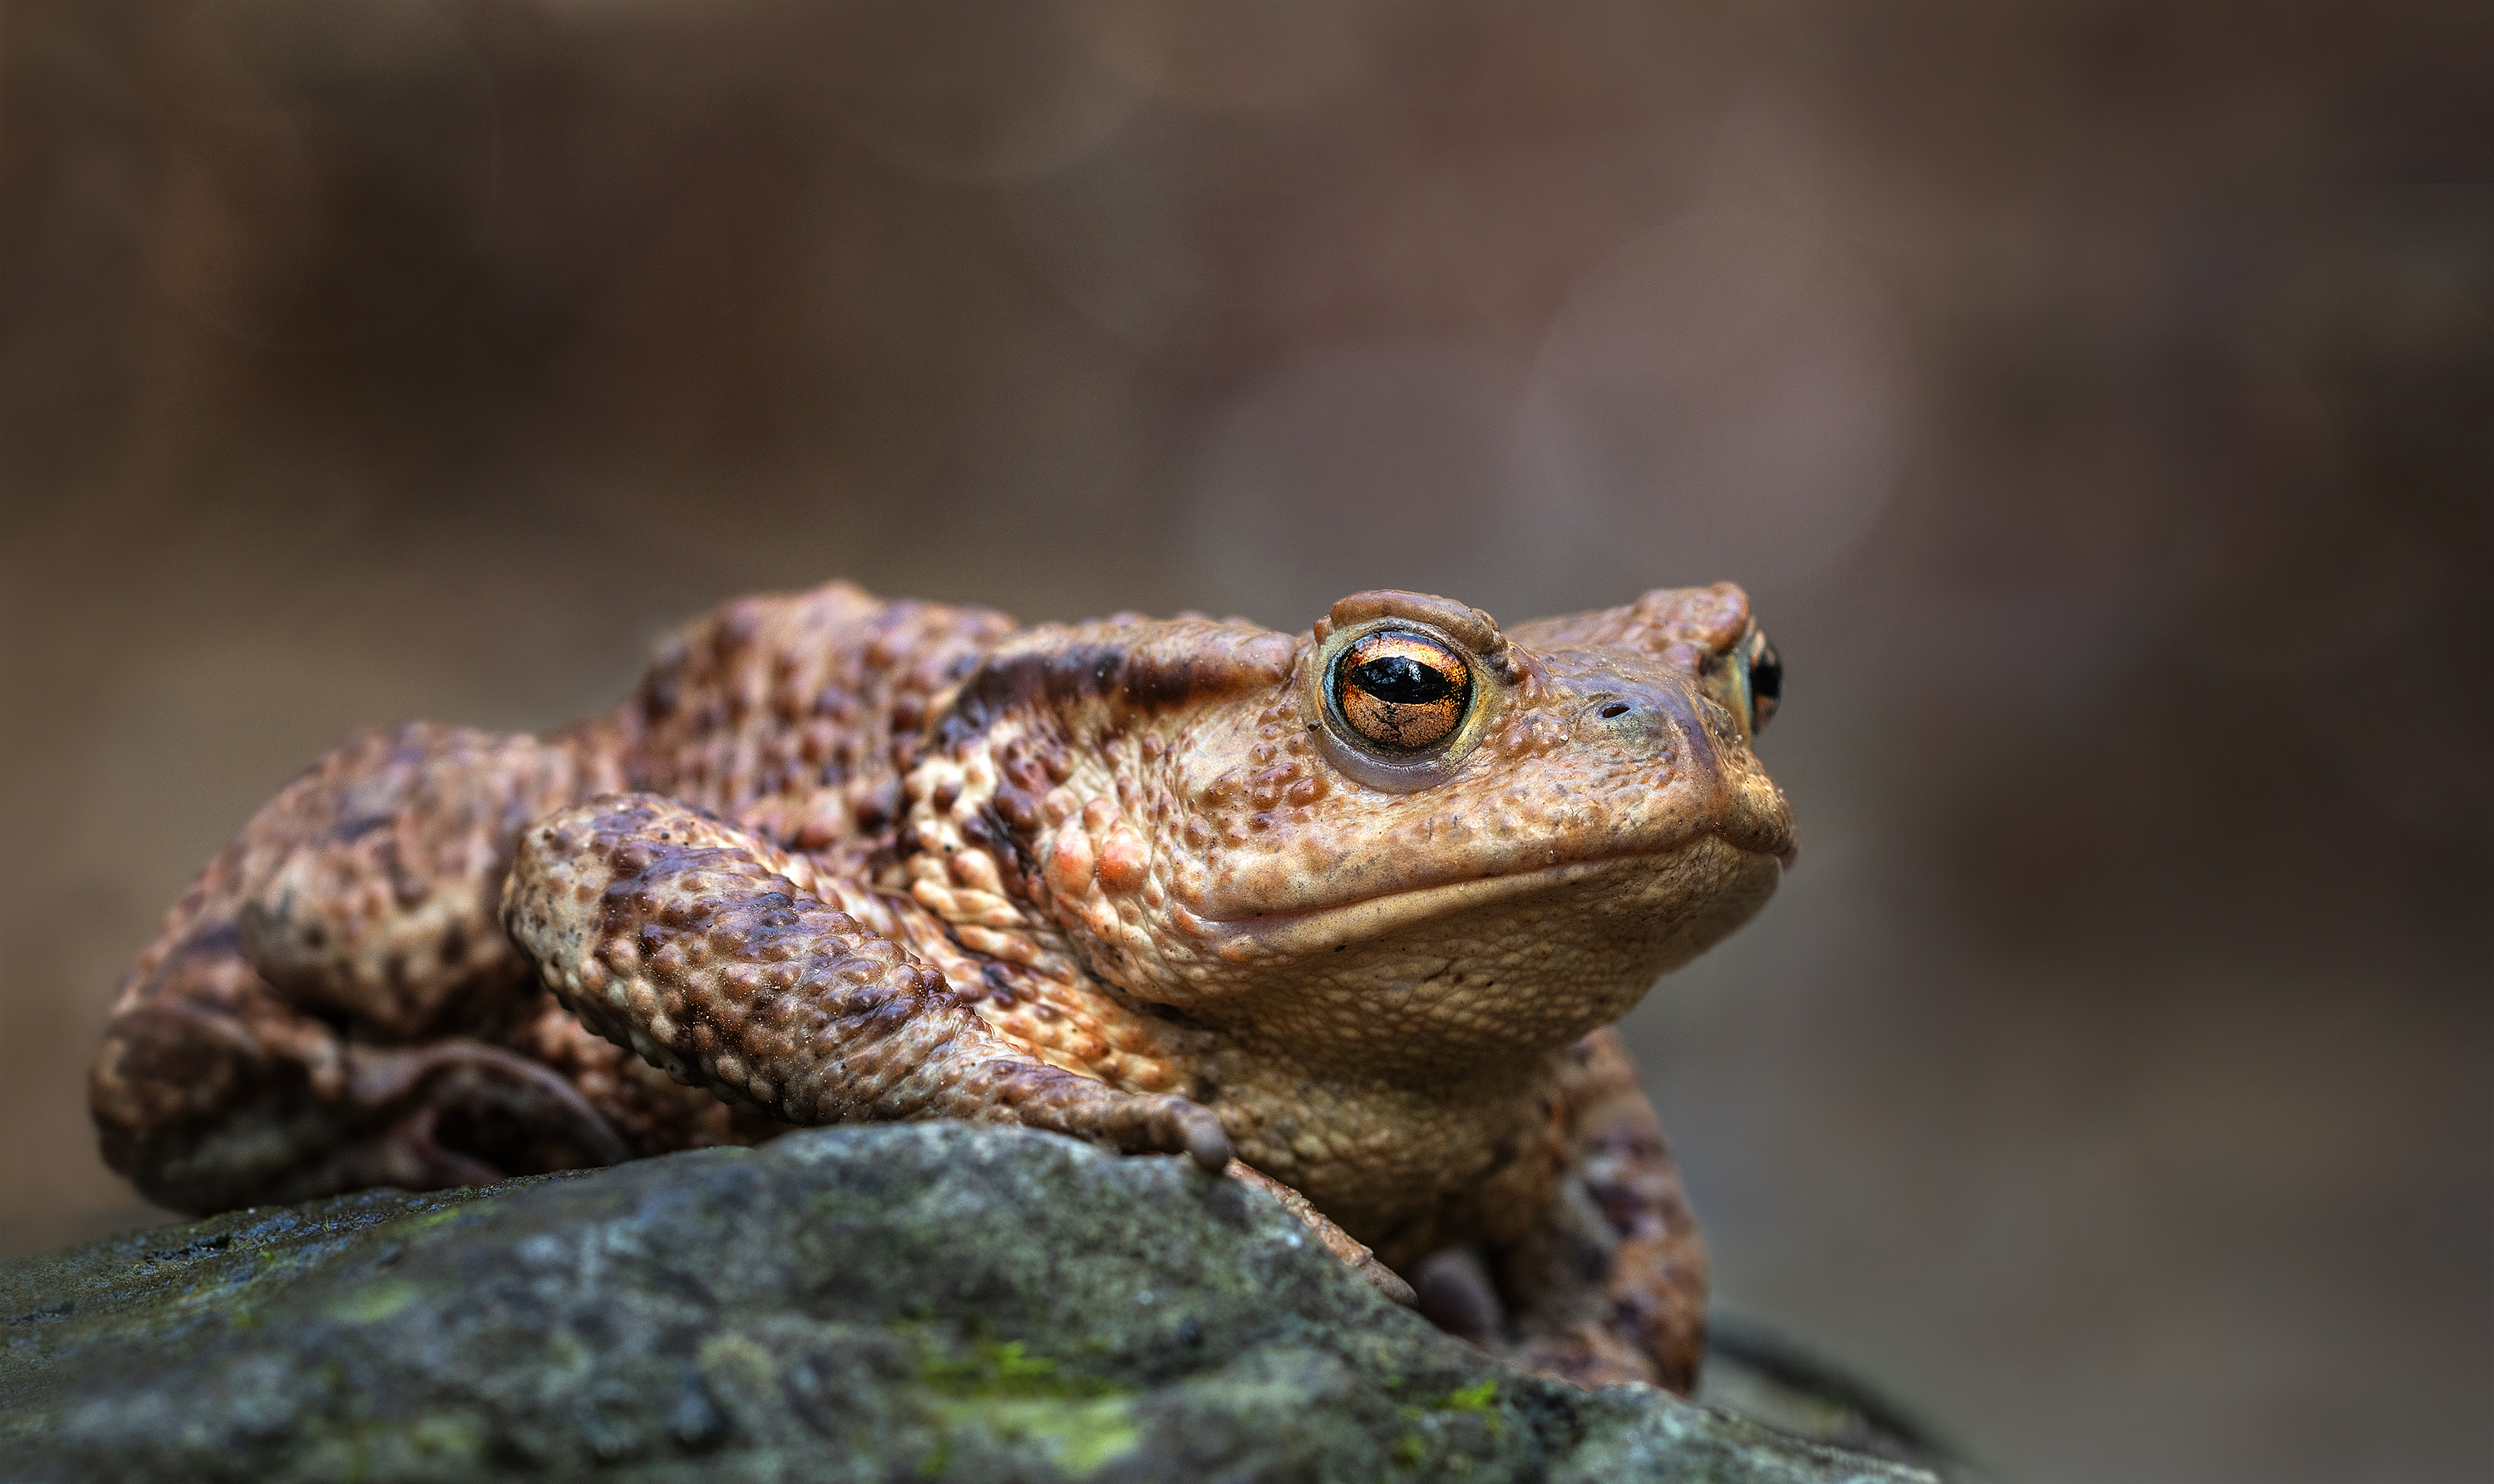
[0,1126,1932,1483]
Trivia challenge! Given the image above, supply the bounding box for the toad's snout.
[1579,674,1715,781]
[1578,671,1795,865]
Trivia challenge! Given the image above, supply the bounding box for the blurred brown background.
[2,1,2488,1477]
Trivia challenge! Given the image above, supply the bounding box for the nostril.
[1599,703,1630,719]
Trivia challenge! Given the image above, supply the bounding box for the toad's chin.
[1177,836,1785,962]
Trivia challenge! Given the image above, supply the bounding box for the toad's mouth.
[1178,836,1784,959]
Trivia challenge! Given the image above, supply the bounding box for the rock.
[0,1125,1934,1482]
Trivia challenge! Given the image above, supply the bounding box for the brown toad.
[89,580,1792,1391]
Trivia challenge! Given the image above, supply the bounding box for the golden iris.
[1332,631,1472,752]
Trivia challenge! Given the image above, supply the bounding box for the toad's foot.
[503,795,1233,1171]
[333,1040,633,1184]
[92,920,632,1211]
[194,1040,635,1201]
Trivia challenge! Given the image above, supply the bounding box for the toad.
[90,580,1792,1391]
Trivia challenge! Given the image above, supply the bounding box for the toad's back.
[91,584,1015,1204]
[604,582,1016,853]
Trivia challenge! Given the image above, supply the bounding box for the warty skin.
[91,579,1793,1392]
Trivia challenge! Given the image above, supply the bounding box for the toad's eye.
[1748,631,1782,733]
[1332,630,1474,752]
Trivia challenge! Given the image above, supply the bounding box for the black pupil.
[1353,654,1454,705]
[1752,643,1782,702]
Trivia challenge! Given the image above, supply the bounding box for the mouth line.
[1192,850,1668,929]
[1181,835,1782,954]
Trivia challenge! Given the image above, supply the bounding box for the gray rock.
[0,1125,1933,1483]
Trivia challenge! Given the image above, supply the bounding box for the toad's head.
[904,585,1793,1080]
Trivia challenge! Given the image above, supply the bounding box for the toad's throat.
[1181,838,1777,958]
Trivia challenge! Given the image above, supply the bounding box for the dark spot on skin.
[1120,653,1215,711]
[183,919,248,959]
[1590,1181,1650,1237]
[994,784,1043,831]
[978,803,1041,880]
[934,643,1131,752]
[330,812,394,846]
[639,641,687,717]
[934,634,1289,752]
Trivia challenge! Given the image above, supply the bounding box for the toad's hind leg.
[1422,1028,1708,1393]
[91,722,648,1213]
[504,794,1235,1170]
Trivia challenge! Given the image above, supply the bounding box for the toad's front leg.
[502,795,1235,1171]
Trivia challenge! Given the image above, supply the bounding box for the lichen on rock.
[0,1125,1932,1482]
